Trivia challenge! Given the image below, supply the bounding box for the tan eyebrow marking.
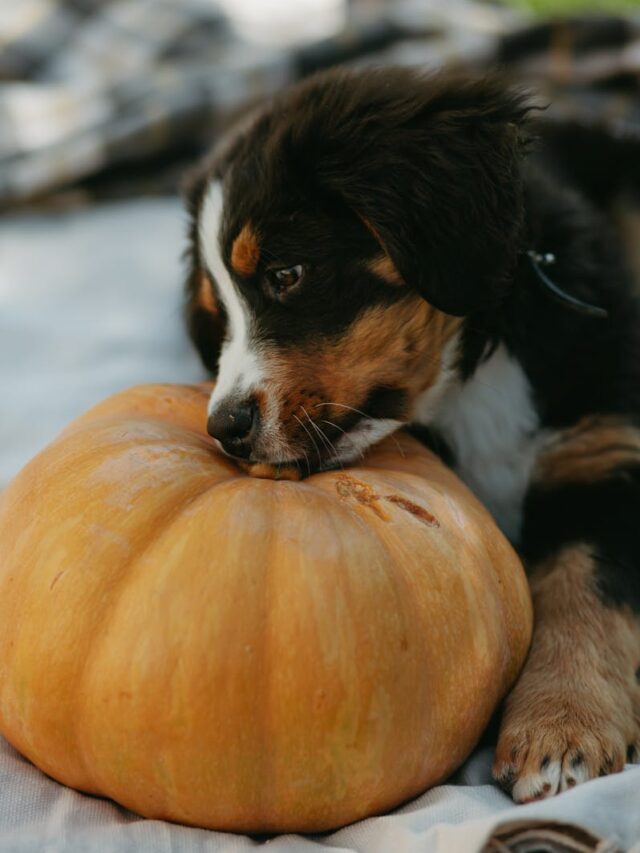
[230,223,260,276]
[368,253,404,286]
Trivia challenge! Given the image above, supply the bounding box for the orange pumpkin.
[0,383,532,833]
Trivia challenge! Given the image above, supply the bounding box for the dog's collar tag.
[526,249,609,319]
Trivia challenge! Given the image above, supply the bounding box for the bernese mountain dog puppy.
[183,66,640,803]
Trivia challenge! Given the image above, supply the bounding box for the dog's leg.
[493,416,640,802]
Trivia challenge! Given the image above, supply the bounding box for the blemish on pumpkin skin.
[384,494,439,527]
[335,476,389,520]
[335,477,438,526]
[49,571,65,591]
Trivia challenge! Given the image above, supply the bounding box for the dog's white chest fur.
[425,344,543,542]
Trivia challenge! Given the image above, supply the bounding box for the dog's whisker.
[309,418,332,454]
[320,419,366,462]
[301,406,343,470]
[293,413,322,462]
[320,418,352,441]
[300,447,311,477]
[317,402,405,460]
[389,433,406,458]
[314,420,344,470]
[313,401,371,420]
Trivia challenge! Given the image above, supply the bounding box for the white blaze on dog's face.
[200,182,263,407]
[199,180,300,465]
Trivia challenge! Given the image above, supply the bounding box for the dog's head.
[185,67,530,473]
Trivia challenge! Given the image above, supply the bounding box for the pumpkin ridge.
[64,417,209,449]
[70,471,230,791]
[61,383,212,441]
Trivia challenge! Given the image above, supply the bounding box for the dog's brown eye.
[265,265,304,299]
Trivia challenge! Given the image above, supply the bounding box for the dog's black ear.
[309,70,532,316]
[181,160,227,374]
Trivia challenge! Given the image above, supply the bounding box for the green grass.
[503,0,640,14]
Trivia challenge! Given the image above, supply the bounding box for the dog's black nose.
[207,399,257,455]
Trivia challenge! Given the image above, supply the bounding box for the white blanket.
[1,199,639,852]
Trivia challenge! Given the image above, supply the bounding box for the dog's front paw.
[493,678,640,803]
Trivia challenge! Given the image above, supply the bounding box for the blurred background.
[2,0,640,208]
[1,0,640,487]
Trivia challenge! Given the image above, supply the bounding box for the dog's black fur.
[184,66,640,802]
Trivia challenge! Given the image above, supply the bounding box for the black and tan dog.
[183,66,640,803]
